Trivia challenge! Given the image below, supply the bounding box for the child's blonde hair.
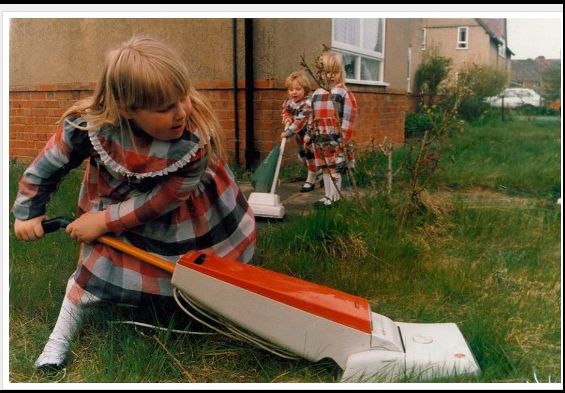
[285,70,311,95]
[321,51,346,86]
[57,35,225,161]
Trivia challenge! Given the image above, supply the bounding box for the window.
[421,28,426,51]
[457,26,468,49]
[332,18,385,85]
[498,38,506,57]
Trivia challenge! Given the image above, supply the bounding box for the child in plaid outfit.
[280,70,320,192]
[12,36,257,371]
[306,51,357,207]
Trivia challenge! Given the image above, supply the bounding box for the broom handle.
[270,137,287,194]
[42,217,175,274]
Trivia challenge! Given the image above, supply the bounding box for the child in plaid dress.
[280,70,320,192]
[305,51,357,207]
[12,36,257,370]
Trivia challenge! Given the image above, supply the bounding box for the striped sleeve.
[339,89,357,144]
[287,98,312,135]
[281,99,292,124]
[12,118,92,220]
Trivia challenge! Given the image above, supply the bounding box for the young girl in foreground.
[280,70,320,192]
[12,36,257,370]
[306,51,357,206]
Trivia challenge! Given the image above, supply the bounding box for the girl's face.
[324,68,342,87]
[288,81,306,103]
[122,96,192,141]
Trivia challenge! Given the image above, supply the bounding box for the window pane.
[341,53,358,79]
[459,27,467,42]
[334,19,359,46]
[362,19,382,52]
[361,57,381,81]
[332,18,385,84]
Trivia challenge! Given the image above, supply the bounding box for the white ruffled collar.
[88,121,202,180]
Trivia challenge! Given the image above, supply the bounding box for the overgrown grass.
[7,118,561,384]
[439,119,561,199]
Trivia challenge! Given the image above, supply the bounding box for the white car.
[486,88,542,108]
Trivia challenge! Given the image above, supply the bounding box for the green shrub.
[405,111,433,138]
[457,97,491,122]
[514,105,560,117]
[414,47,453,107]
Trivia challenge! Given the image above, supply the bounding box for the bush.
[514,105,561,117]
[457,97,491,122]
[455,64,507,123]
[405,111,433,138]
[414,48,453,107]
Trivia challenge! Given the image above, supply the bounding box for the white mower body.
[247,192,285,219]
[248,138,287,219]
[171,251,481,383]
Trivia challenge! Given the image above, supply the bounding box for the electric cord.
[173,287,302,360]
[108,320,215,335]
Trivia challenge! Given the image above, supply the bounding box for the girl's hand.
[13,215,48,242]
[66,212,109,244]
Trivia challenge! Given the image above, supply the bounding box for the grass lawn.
[7,117,562,385]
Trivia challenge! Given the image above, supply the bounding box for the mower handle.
[40,216,175,274]
[42,216,74,233]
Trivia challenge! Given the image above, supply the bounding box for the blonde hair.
[321,51,346,86]
[285,70,311,95]
[57,35,225,162]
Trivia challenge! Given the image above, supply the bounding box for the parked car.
[485,88,542,108]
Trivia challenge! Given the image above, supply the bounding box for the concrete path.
[239,179,328,220]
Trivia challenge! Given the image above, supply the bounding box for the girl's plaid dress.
[308,83,357,169]
[281,96,316,172]
[13,116,257,307]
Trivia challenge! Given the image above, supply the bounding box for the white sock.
[305,170,317,184]
[323,173,332,199]
[35,289,84,369]
[329,173,342,201]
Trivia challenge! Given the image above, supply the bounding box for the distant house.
[420,18,513,80]
[511,56,561,96]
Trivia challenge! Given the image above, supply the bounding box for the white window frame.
[498,37,506,58]
[421,28,426,51]
[331,18,388,86]
[457,26,468,49]
[407,46,412,93]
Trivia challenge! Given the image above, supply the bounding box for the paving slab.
[239,180,326,221]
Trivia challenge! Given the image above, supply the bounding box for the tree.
[455,63,507,122]
[543,67,561,102]
[415,48,453,107]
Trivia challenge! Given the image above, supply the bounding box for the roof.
[477,18,515,56]
[512,57,561,83]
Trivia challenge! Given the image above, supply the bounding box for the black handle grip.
[42,217,74,233]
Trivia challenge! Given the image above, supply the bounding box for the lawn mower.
[42,217,481,383]
[247,137,287,219]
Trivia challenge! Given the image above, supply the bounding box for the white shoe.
[314,196,333,207]
[34,338,70,371]
[300,182,315,192]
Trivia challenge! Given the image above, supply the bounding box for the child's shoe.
[300,182,315,192]
[313,196,333,208]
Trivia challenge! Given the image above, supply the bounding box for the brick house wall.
[9,80,407,169]
[8,18,409,170]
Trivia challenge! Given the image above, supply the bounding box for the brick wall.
[9,80,406,168]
